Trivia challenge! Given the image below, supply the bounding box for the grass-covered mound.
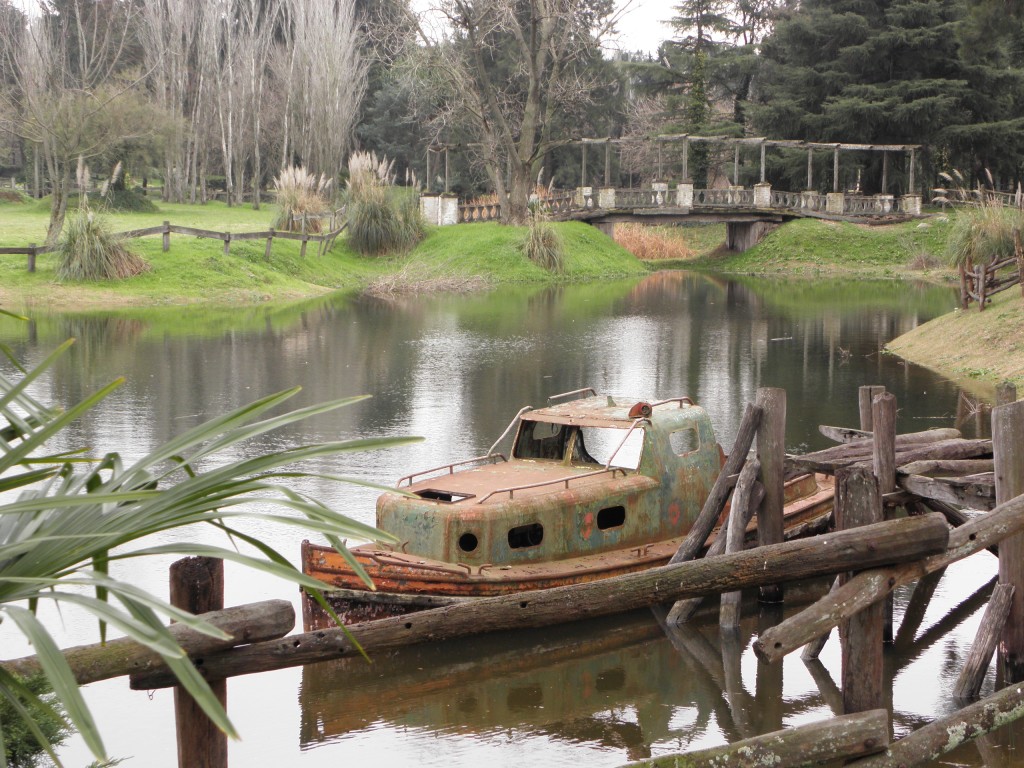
[685,217,955,280]
[886,288,1024,389]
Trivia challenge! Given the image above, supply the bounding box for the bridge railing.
[695,188,755,207]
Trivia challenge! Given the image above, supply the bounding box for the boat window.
[514,420,572,460]
[415,489,474,503]
[670,427,700,456]
[508,522,544,549]
[576,427,644,469]
[458,532,479,553]
[597,505,625,530]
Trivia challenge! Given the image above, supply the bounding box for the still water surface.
[0,271,1012,767]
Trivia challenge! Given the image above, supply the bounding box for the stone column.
[900,194,922,215]
[801,190,817,211]
[439,195,459,225]
[676,182,694,209]
[826,192,845,215]
[420,194,440,225]
[753,182,772,208]
[598,187,617,209]
[652,182,669,206]
[876,194,894,214]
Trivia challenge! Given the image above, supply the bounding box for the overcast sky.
[609,0,674,55]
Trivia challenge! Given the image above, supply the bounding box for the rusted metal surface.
[302,393,835,630]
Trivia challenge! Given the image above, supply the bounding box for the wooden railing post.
[27,243,36,273]
[837,465,885,714]
[222,233,231,256]
[997,382,1018,407]
[859,385,886,432]
[265,229,274,262]
[756,387,786,603]
[995,400,1024,682]
[171,557,227,768]
[872,391,897,643]
[162,221,171,252]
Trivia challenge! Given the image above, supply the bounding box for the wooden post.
[978,262,988,311]
[264,229,274,261]
[760,141,766,183]
[872,392,897,643]
[997,382,1018,406]
[163,221,171,252]
[733,144,739,186]
[682,138,689,181]
[1015,228,1024,299]
[806,148,813,190]
[581,143,587,186]
[604,140,611,187]
[833,146,840,193]
[171,557,227,768]
[425,149,431,193]
[26,243,36,273]
[444,148,450,195]
[996,400,1024,682]
[721,458,760,631]
[222,233,230,256]
[859,385,886,432]
[756,387,786,603]
[954,583,1014,699]
[838,466,885,714]
[909,148,916,193]
[881,151,890,194]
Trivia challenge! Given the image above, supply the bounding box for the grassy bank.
[886,288,1024,391]
[0,198,645,310]
[639,217,956,282]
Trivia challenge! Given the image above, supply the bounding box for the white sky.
[609,0,675,55]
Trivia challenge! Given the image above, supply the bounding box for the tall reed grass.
[936,170,1024,267]
[346,151,424,256]
[522,204,563,273]
[272,166,332,232]
[613,224,694,260]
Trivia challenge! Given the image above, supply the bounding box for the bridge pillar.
[826,192,845,215]
[754,182,771,208]
[676,182,694,209]
[598,187,616,209]
[900,195,922,215]
[594,221,616,238]
[726,221,778,252]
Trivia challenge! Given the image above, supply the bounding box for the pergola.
[573,136,922,194]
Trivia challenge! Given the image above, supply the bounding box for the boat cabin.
[374,391,723,568]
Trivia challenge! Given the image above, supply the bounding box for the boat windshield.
[514,420,643,470]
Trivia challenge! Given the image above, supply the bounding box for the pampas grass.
[937,169,1024,268]
[272,166,333,232]
[346,151,424,256]
[522,205,563,273]
[56,160,149,281]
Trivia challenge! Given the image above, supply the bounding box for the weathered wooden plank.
[859,385,886,432]
[115,225,167,239]
[838,466,885,714]
[954,583,1014,700]
[853,682,1024,768]
[996,401,1024,681]
[897,473,996,510]
[720,458,760,630]
[620,710,888,768]
[893,567,946,651]
[898,459,994,477]
[1,600,294,685]
[171,557,226,768]
[753,492,1024,664]
[132,514,950,688]
[790,439,992,474]
[167,225,226,238]
[757,387,787,603]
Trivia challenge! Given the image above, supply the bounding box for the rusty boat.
[301,388,834,629]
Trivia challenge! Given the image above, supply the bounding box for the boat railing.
[650,396,695,409]
[487,405,533,456]
[475,466,628,503]
[396,453,508,488]
[547,387,597,403]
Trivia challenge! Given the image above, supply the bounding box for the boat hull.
[301,473,835,629]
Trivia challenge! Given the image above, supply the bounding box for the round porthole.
[458,532,479,552]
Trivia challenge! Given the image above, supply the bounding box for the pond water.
[0,271,1013,767]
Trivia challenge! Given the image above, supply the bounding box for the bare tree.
[0,0,153,242]
[403,0,617,224]
[278,0,366,181]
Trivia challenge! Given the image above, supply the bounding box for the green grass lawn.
[0,197,646,309]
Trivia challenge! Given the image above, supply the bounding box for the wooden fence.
[0,211,347,273]
[959,229,1024,310]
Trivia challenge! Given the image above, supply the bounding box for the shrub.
[345,151,425,256]
[522,205,563,273]
[946,202,1024,268]
[614,224,694,260]
[272,166,332,233]
[56,161,150,281]
[103,187,158,213]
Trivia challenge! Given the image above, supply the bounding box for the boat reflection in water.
[297,567,1024,768]
[298,591,840,765]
